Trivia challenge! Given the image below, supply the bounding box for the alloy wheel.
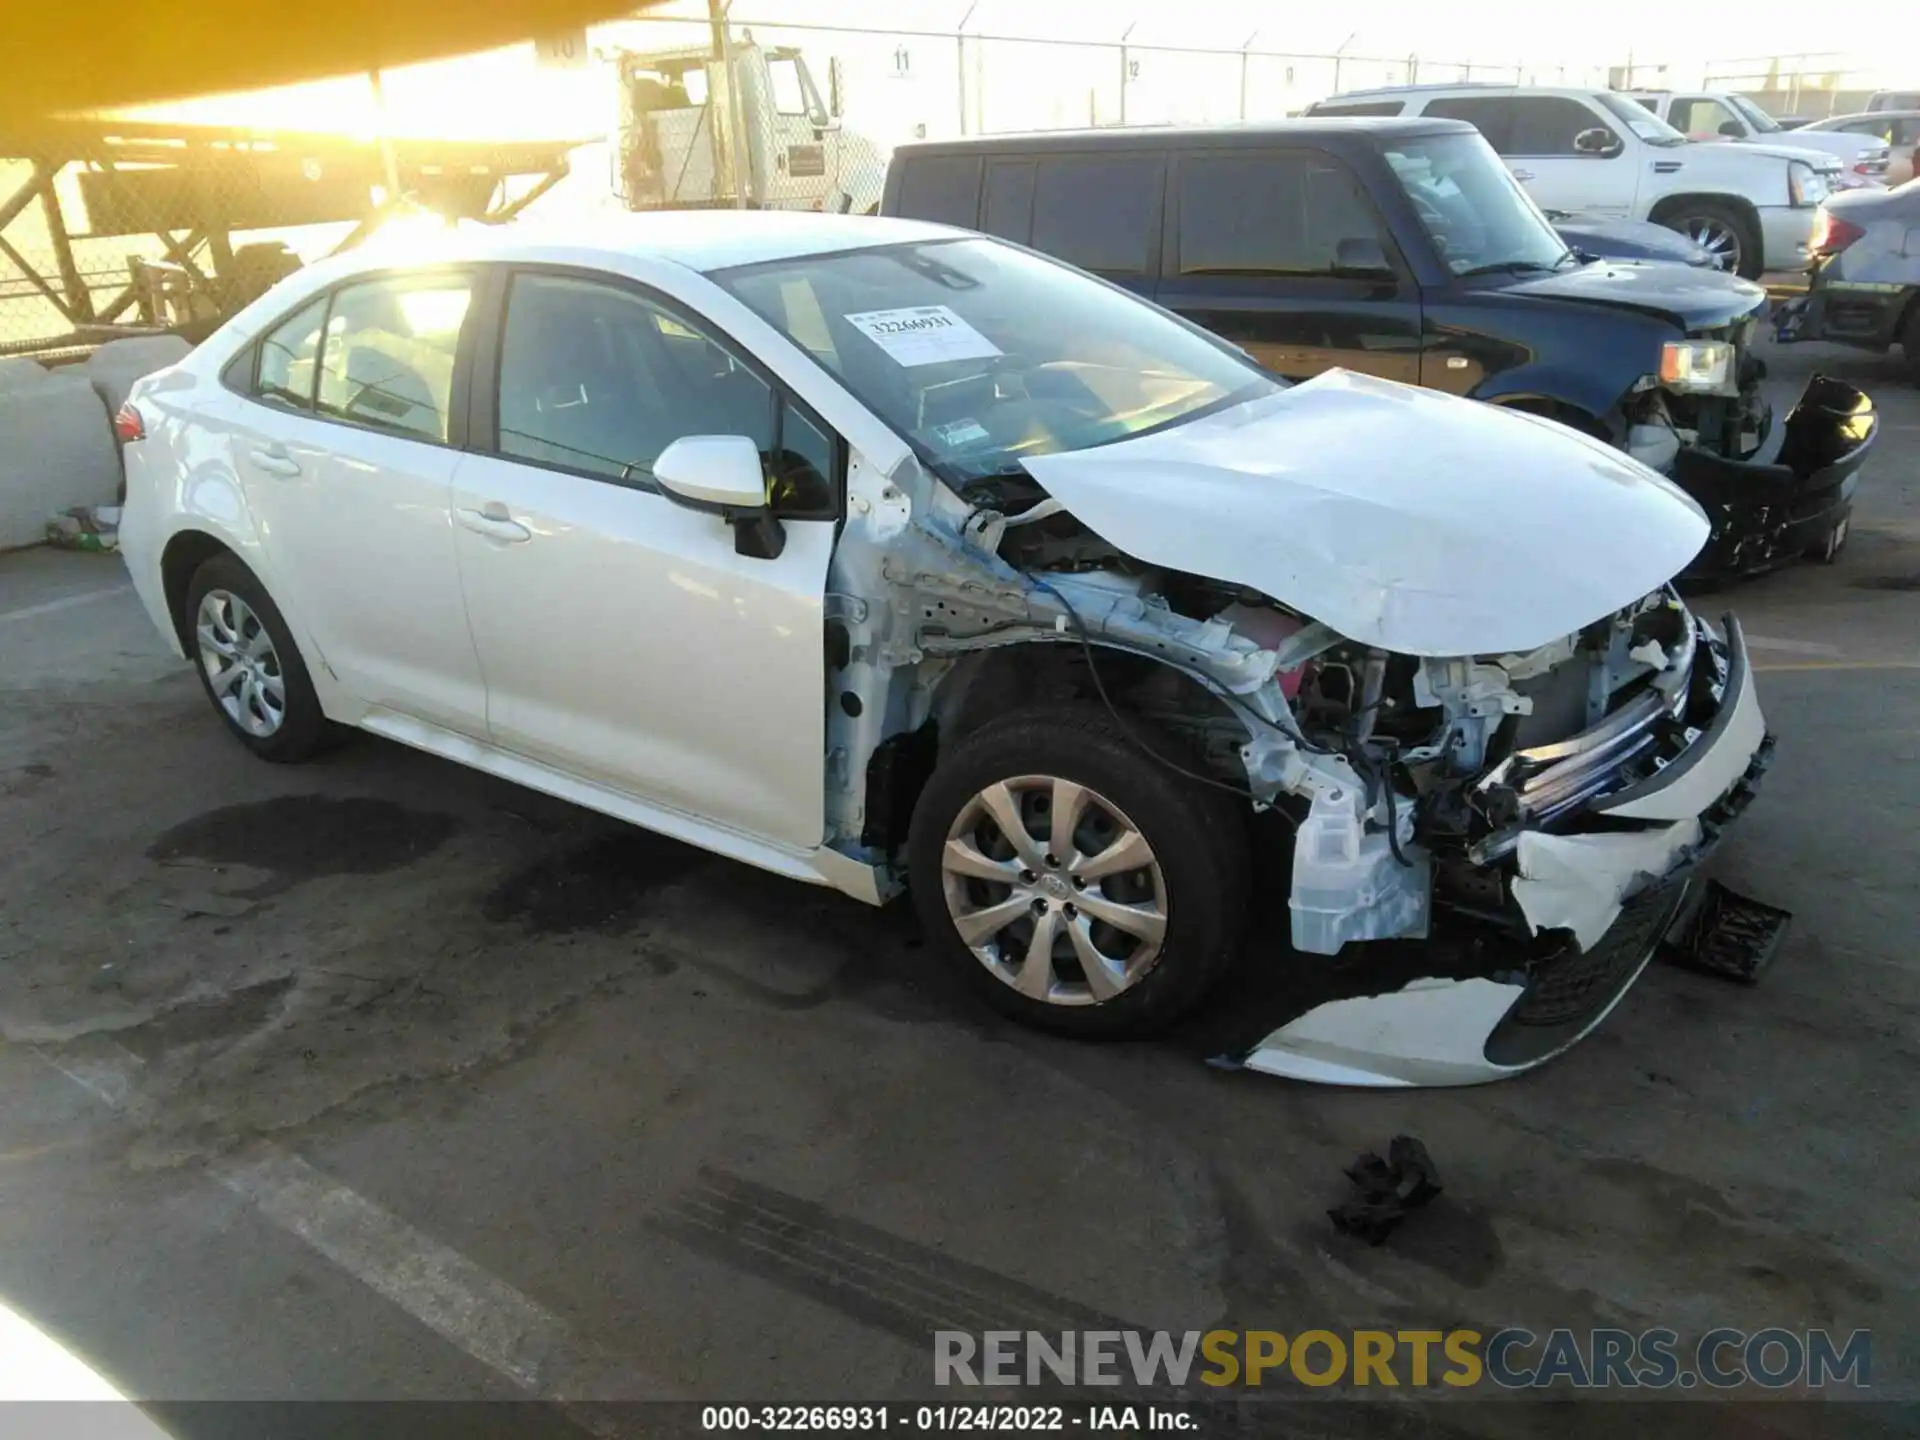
[1681,217,1743,273]
[940,775,1168,1006]
[196,589,286,737]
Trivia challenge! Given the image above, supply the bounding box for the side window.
[1177,151,1388,277]
[766,57,808,117]
[894,156,983,228]
[1030,155,1163,276]
[495,273,833,516]
[1423,96,1515,151]
[982,161,1035,243]
[253,296,327,410]
[315,274,471,442]
[1670,96,1740,140]
[1507,97,1612,155]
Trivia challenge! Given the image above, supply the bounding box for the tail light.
[1809,212,1864,256]
[113,401,146,443]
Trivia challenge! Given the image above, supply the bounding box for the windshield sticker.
[931,417,991,448]
[844,306,1003,367]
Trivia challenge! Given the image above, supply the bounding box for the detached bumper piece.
[1328,1136,1442,1246]
[1661,879,1792,984]
[1674,375,1877,579]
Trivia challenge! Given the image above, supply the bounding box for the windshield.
[1595,92,1688,146]
[713,238,1275,485]
[1727,93,1781,133]
[1382,131,1573,275]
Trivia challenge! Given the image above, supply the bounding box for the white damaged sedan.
[117,212,1774,1086]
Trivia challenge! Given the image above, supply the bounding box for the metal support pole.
[1239,29,1258,120]
[368,69,402,200]
[36,169,92,322]
[1118,24,1135,126]
[956,0,980,138]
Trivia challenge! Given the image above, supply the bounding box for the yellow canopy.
[0,2,649,122]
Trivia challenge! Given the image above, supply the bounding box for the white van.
[1305,84,1845,276]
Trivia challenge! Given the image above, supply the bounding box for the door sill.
[358,710,886,903]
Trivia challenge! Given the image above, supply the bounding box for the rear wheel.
[906,704,1250,1038]
[183,554,329,763]
[1659,201,1761,279]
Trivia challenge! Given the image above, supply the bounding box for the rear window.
[1029,155,1164,276]
[892,156,982,228]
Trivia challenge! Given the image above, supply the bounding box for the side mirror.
[1332,236,1394,277]
[828,57,845,118]
[654,435,786,559]
[1718,119,1745,138]
[1574,127,1621,156]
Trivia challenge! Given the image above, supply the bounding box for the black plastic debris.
[1329,1135,1442,1246]
[1663,878,1792,984]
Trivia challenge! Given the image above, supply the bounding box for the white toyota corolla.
[118,211,1776,1086]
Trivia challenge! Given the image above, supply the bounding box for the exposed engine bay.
[820,372,1777,1086]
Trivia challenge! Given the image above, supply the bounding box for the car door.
[1155,147,1423,385]
[449,268,838,851]
[229,269,488,735]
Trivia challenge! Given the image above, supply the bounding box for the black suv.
[882,118,1877,577]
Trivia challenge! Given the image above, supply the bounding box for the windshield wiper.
[1457,260,1557,277]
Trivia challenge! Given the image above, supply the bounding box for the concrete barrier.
[0,365,122,551]
[85,335,192,419]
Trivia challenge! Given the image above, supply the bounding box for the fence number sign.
[845,306,1002,366]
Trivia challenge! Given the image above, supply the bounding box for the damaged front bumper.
[1671,375,1877,579]
[1236,616,1771,1087]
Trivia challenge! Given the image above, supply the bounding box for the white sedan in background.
[118,212,1772,1086]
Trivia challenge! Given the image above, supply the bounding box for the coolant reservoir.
[1220,602,1307,699]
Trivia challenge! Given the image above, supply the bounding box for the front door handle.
[249,448,301,478]
[1509,168,1535,182]
[456,506,531,544]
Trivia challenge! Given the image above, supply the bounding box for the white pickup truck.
[1626,89,1890,185]
[1306,84,1848,276]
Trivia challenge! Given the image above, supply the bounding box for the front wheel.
[906,704,1250,1038]
[1659,201,1761,280]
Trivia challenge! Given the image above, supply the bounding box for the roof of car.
[892,117,1474,156]
[1808,109,1920,124]
[343,209,961,277]
[1323,83,1603,99]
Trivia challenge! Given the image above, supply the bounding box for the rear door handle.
[249,448,301,478]
[456,506,532,544]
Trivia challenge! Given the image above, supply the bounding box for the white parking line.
[1745,634,1844,657]
[0,586,131,626]
[32,1038,672,1414]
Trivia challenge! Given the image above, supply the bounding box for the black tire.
[1902,301,1920,388]
[906,703,1251,1038]
[1660,200,1762,280]
[182,553,330,763]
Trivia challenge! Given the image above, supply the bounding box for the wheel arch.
[160,528,244,651]
[866,639,1254,854]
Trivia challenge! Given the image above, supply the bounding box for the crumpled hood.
[1502,259,1768,330]
[1019,371,1710,657]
